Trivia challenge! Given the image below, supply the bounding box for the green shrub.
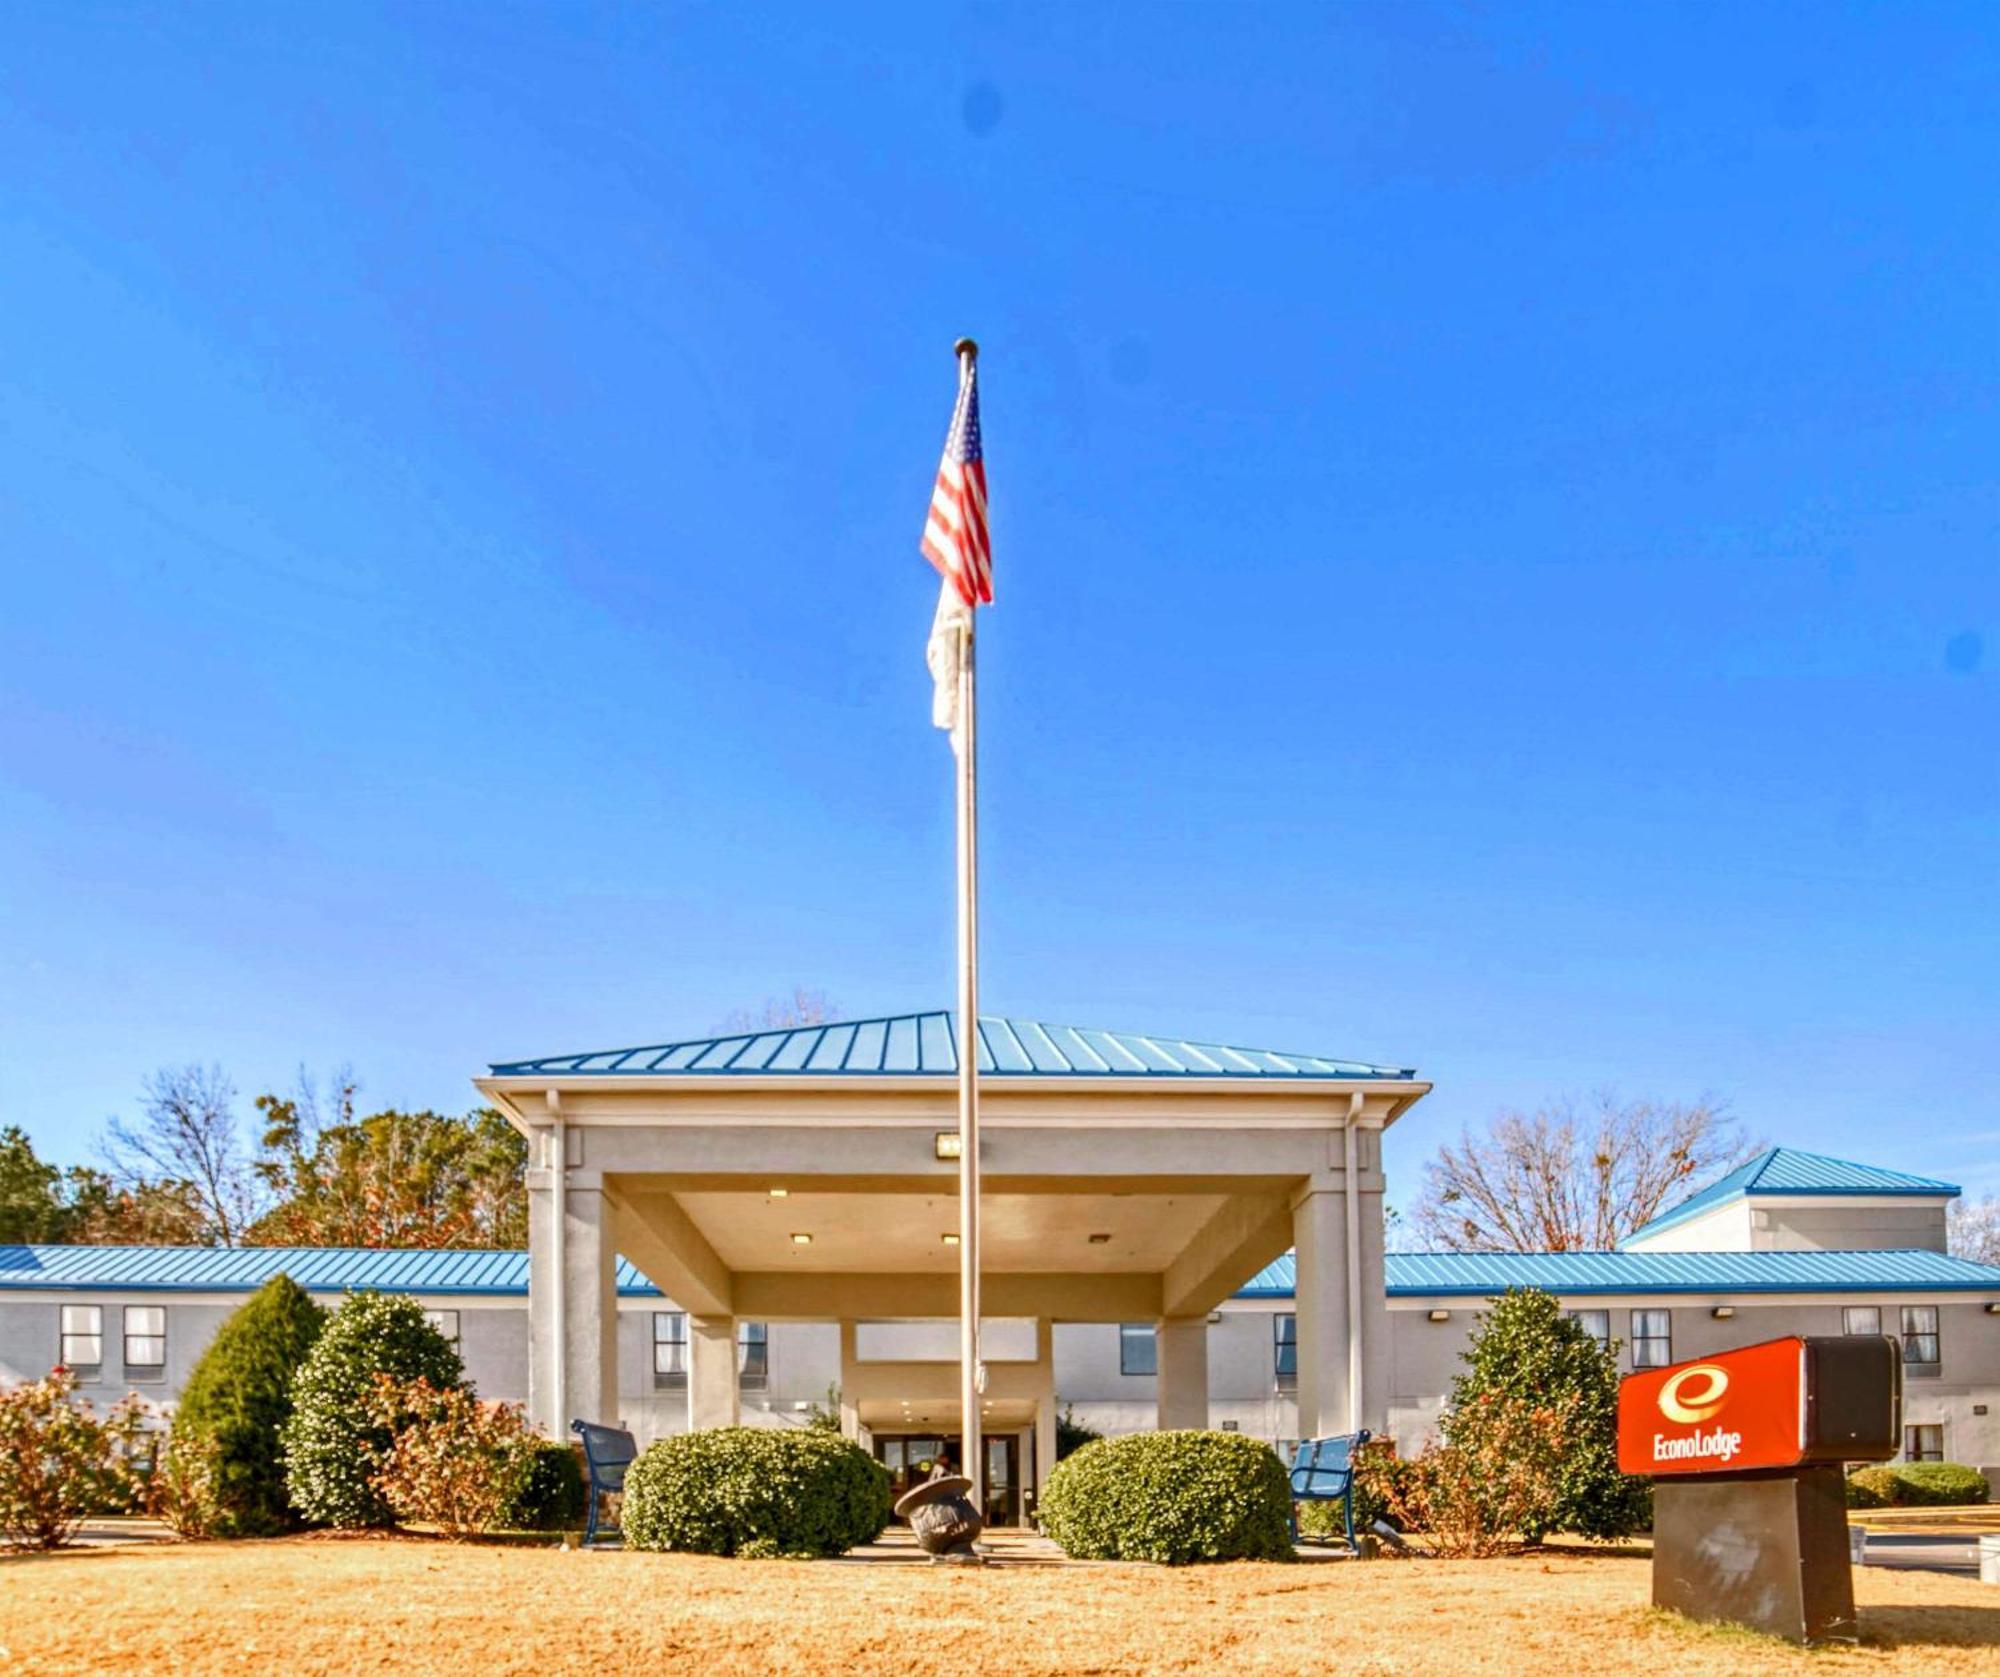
[1845,1462,1989,1508]
[169,1275,326,1537]
[362,1375,540,1540]
[502,1440,586,1531]
[622,1426,891,1558]
[1040,1430,1293,1564]
[280,1292,463,1529]
[1448,1289,1649,1542]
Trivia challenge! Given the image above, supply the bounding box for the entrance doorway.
[874,1433,1022,1527]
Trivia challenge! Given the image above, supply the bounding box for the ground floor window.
[1903,1423,1943,1462]
[123,1305,166,1378]
[1273,1313,1297,1389]
[59,1304,102,1373]
[422,1309,461,1349]
[738,1321,768,1388]
[1630,1309,1672,1369]
[1900,1305,1940,1372]
[1119,1322,1157,1376]
[1842,1305,1882,1337]
[653,1311,687,1386]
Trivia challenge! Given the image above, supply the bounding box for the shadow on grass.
[1650,1604,2000,1655]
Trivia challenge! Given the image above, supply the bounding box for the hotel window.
[1842,1306,1882,1337]
[1568,1310,1612,1351]
[1903,1424,1943,1463]
[123,1306,167,1379]
[738,1321,769,1388]
[423,1309,461,1349]
[1273,1314,1297,1389]
[1630,1309,1672,1369]
[1119,1323,1157,1377]
[653,1312,688,1387]
[59,1305,103,1373]
[1900,1306,1940,1372]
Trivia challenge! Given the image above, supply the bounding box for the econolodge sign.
[1617,1335,1809,1477]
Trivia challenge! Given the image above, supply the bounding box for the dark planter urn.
[895,1472,984,1562]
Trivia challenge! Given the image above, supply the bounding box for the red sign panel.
[1618,1336,1808,1476]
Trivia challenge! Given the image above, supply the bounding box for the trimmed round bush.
[280,1291,464,1529]
[1887,1463,1989,1506]
[622,1426,892,1557]
[170,1275,326,1537]
[1040,1430,1293,1564]
[502,1439,587,1531]
[1845,1465,1897,1509]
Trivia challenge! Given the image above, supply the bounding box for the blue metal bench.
[1289,1430,1372,1548]
[571,1418,638,1547]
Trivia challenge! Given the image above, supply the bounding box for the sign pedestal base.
[1651,1463,1856,1645]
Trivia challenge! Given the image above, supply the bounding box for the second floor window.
[1900,1306,1940,1370]
[1568,1309,1612,1351]
[1631,1309,1672,1369]
[123,1305,166,1377]
[1273,1314,1297,1388]
[653,1312,687,1385]
[738,1321,769,1387]
[1842,1306,1882,1337]
[1118,1323,1157,1377]
[60,1305,103,1371]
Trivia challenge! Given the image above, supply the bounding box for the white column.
[1355,1129,1390,1433]
[1032,1318,1057,1511]
[689,1314,739,1430]
[528,1161,617,1434]
[1292,1188,1352,1440]
[1155,1316,1211,1431]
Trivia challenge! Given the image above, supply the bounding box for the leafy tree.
[1412,1092,1760,1252]
[169,1275,327,1536]
[717,988,841,1034]
[1443,1288,1649,1543]
[1054,1403,1102,1460]
[251,1103,527,1248]
[57,1167,213,1244]
[280,1292,464,1528]
[0,1125,63,1241]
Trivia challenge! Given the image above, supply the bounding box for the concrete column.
[1033,1319,1058,1510]
[1292,1188,1352,1440]
[837,1321,862,1442]
[527,1159,617,1436]
[1155,1316,1211,1430]
[688,1314,739,1430]
[1355,1129,1390,1433]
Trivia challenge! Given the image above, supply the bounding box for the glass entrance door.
[873,1433,1022,1527]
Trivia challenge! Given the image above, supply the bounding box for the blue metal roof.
[0,1245,662,1298]
[488,1012,1416,1080]
[7,1243,1996,1302]
[1235,1247,2000,1299]
[1622,1148,1961,1245]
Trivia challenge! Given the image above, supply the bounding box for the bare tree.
[718,988,841,1034]
[103,1065,260,1246]
[1410,1092,1761,1253]
[1949,1194,2000,1266]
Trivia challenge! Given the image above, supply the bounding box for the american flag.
[920,353,992,608]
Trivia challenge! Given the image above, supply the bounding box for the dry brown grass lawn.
[2,1539,1996,1677]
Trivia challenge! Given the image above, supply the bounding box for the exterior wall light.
[1087,1232,1112,1245]
[790,1232,812,1246]
[1427,1309,1451,1323]
[941,1232,960,1246]
[1712,1306,1736,1320]
[934,1132,963,1160]
[1986,1303,2000,1316]
[768,1187,789,1198]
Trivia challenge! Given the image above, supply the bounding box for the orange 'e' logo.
[1658,1363,1730,1424]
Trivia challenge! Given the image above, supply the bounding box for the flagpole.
[952,335,984,1515]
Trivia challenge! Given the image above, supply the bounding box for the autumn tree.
[102,1065,260,1245]
[0,1125,211,1244]
[252,1099,528,1249]
[718,988,841,1034]
[1410,1092,1759,1253]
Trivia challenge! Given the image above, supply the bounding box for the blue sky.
[1,4,1994,1203]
